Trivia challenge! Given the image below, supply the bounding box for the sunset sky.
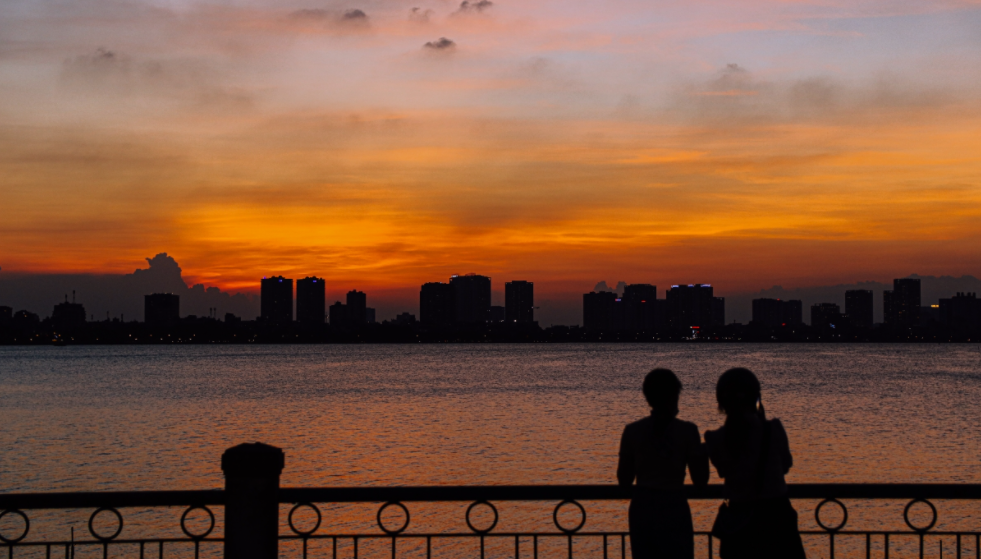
[3,0,981,312]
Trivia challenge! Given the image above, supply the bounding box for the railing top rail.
[3,484,980,509]
[280,483,981,502]
[0,490,224,510]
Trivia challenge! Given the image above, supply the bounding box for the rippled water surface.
[4,343,979,489]
[2,343,980,552]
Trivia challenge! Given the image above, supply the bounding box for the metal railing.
[2,443,979,559]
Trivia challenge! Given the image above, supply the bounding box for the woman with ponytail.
[617,368,708,559]
[704,368,806,559]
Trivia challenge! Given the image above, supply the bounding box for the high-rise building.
[145,293,180,326]
[505,281,534,323]
[0,306,12,324]
[420,282,455,326]
[489,306,505,322]
[395,312,417,325]
[712,297,725,326]
[260,276,293,324]
[296,277,326,324]
[884,278,920,327]
[665,284,715,329]
[346,290,367,325]
[583,291,617,331]
[753,298,804,327]
[622,284,657,331]
[939,292,980,330]
[845,290,874,328]
[328,301,346,327]
[366,307,376,324]
[752,298,782,327]
[783,300,803,325]
[811,303,842,330]
[52,293,86,329]
[450,274,491,324]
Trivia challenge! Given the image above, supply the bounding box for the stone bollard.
[222,443,285,559]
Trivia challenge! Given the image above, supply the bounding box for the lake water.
[2,344,980,555]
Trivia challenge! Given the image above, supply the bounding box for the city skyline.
[3,252,981,326]
[3,0,981,298]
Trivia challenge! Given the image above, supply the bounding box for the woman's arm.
[703,428,727,479]
[688,443,710,487]
[616,427,635,487]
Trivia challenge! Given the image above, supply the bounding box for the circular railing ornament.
[181,505,216,540]
[465,501,499,535]
[88,507,124,542]
[376,502,410,535]
[288,503,322,537]
[814,498,848,532]
[553,500,586,534]
[903,498,937,533]
[0,509,30,544]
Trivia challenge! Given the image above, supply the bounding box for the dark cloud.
[409,7,433,23]
[0,253,259,321]
[288,8,369,26]
[455,0,493,14]
[593,281,626,295]
[343,9,368,20]
[289,8,330,19]
[423,37,456,50]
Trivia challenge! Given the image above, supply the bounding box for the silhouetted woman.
[618,368,709,559]
[704,368,806,559]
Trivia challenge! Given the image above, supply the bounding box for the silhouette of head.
[716,367,761,416]
[643,368,681,419]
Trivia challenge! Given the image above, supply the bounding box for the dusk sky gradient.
[3,0,981,316]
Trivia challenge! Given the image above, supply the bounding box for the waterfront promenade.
[2,443,979,559]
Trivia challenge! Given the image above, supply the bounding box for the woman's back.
[619,416,703,490]
[704,414,793,501]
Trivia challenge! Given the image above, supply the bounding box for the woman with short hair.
[617,368,709,559]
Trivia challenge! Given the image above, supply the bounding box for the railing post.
[222,443,285,559]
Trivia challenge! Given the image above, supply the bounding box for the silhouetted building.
[145,293,180,326]
[920,305,940,327]
[665,284,715,329]
[489,306,505,322]
[811,303,843,330]
[845,290,874,328]
[51,292,86,329]
[260,276,293,324]
[712,297,725,326]
[505,281,534,323]
[12,310,40,328]
[296,277,326,324]
[395,312,417,325]
[622,284,657,331]
[420,282,455,327]
[884,278,920,328]
[450,274,491,323]
[347,290,367,325]
[329,301,347,327]
[753,298,802,327]
[366,308,376,324]
[224,313,242,323]
[939,292,980,330]
[583,291,617,331]
[0,306,11,324]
